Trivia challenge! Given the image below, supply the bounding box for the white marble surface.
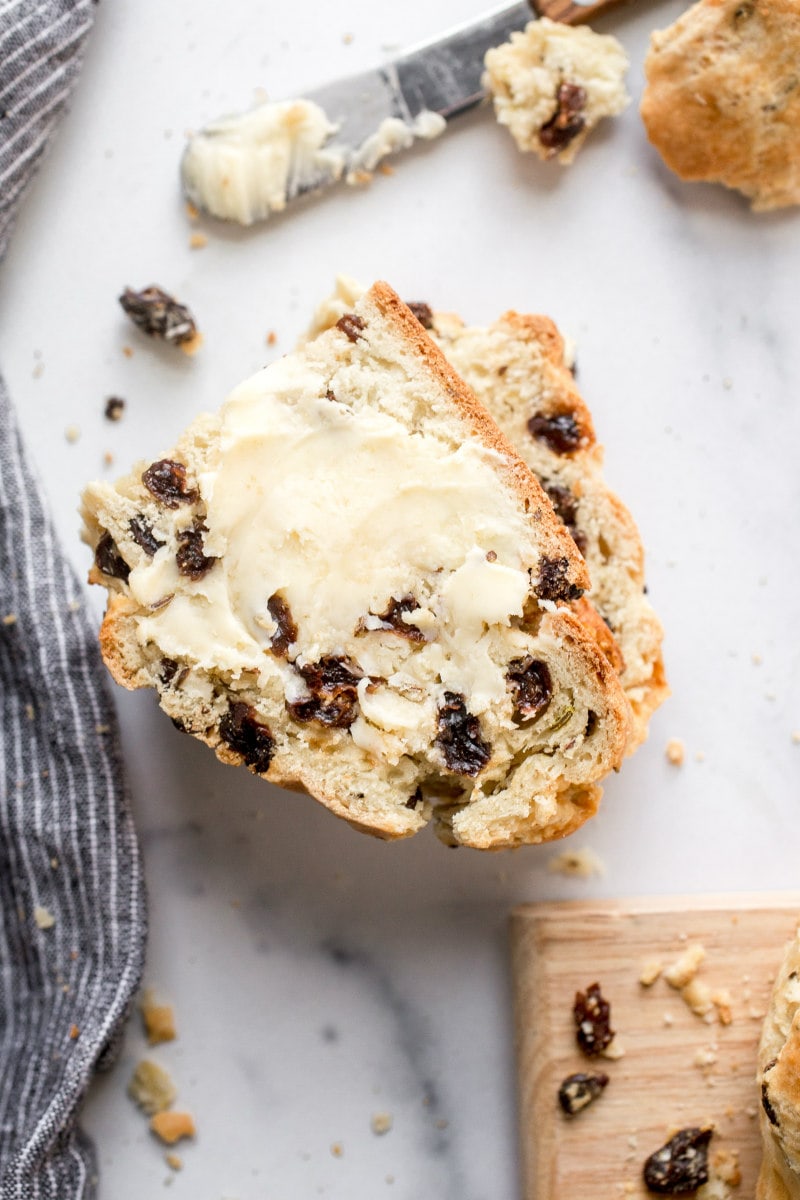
[2,0,800,1195]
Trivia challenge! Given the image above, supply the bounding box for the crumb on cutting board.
[664,943,706,989]
[640,957,664,987]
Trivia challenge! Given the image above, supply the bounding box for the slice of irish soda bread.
[309,279,668,750]
[82,283,630,849]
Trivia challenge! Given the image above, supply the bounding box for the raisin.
[574,982,614,1056]
[128,514,164,557]
[288,656,361,728]
[119,285,198,347]
[543,482,588,555]
[436,691,491,776]
[507,656,552,720]
[585,710,598,738]
[104,396,125,421]
[95,532,130,582]
[176,521,216,580]
[267,593,298,658]
[219,702,274,773]
[324,388,338,402]
[160,658,188,688]
[361,595,425,642]
[538,82,587,155]
[535,555,583,603]
[142,459,199,508]
[528,412,584,454]
[406,787,423,810]
[762,1069,780,1127]
[406,301,434,330]
[643,1128,713,1195]
[336,313,365,343]
[557,1072,609,1116]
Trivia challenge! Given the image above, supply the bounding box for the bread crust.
[757,928,800,1199]
[641,0,800,210]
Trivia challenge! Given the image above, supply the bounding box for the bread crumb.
[379,162,395,176]
[165,1153,183,1172]
[32,362,44,379]
[140,989,177,1045]
[371,1112,393,1135]
[186,201,199,221]
[69,1024,80,1040]
[2,613,17,626]
[695,750,706,762]
[791,731,800,744]
[639,957,663,987]
[128,1060,177,1115]
[34,905,55,930]
[348,168,373,187]
[103,451,114,466]
[693,1044,718,1069]
[682,977,714,1017]
[330,1141,343,1158]
[179,331,203,357]
[663,1012,674,1027]
[665,738,685,765]
[342,31,353,44]
[104,397,125,421]
[189,232,208,250]
[711,1148,741,1187]
[65,425,81,444]
[711,988,733,1026]
[266,330,278,346]
[664,943,706,989]
[150,1111,195,1145]
[547,846,606,879]
[601,1038,626,1061]
[122,345,134,358]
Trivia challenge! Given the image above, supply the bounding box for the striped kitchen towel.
[0,4,147,1198]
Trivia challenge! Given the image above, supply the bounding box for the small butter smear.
[441,546,529,634]
[547,845,606,879]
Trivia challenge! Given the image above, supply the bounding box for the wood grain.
[511,893,800,1200]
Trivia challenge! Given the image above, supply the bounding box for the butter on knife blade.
[180,1,536,225]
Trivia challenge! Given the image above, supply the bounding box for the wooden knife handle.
[532,0,626,24]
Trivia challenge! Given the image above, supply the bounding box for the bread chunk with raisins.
[641,0,800,211]
[757,925,800,1199]
[309,278,668,750]
[82,282,630,849]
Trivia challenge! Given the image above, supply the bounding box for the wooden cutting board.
[511,893,800,1200]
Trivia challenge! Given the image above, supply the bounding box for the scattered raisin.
[119,285,198,347]
[360,595,425,642]
[324,388,338,403]
[267,593,298,658]
[142,459,199,508]
[336,313,365,343]
[104,396,125,421]
[574,982,614,1056]
[405,301,434,330]
[528,412,584,455]
[538,82,587,155]
[643,1128,713,1195]
[288,656,361,728]
[507,656,552,720]
[219,702,274,773]
[94,532,130,582]
[128,515,164,557]
[535,555,583,603]
[544,482,587,555]
[436,691,491,776]
[160,658,179,685]
[557,1072,609,1117]
[176,521,216,580]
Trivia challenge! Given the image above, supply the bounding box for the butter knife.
[182,0,621,225]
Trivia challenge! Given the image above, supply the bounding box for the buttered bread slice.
[82,282,630,849]
[309,278,668,750]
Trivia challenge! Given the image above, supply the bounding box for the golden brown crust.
[641,0,800,210]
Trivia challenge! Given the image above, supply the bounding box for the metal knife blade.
[181,2,532,225]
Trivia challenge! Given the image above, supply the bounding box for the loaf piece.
[309,278,667,749]
[82,283,631,849]
[483,18,629,165]
[757,926,800,1199]
[641,0,800,211]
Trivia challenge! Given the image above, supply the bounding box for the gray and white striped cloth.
[1,4,147,1198]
